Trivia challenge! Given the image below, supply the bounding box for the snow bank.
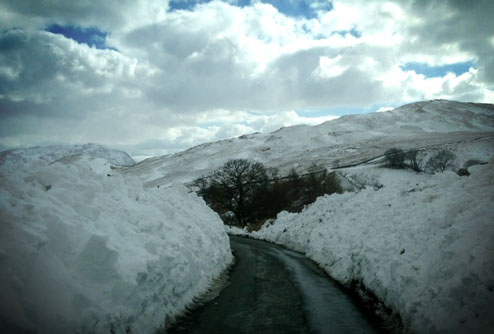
[224,225,249,236]
[253,164,494,333]
[0,154,232,333]
[0,143,136,167]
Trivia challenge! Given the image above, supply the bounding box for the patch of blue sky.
[169,0,207,11]
[261,0,333,19]
[169,0,333,19]
[401,61,475,78]
[169,0,250,11]
[332,28,361,38]
[46,25,114,50]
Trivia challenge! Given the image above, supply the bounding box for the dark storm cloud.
[0,30,143,116]
[0,0,167,31]
[403,0,494,84]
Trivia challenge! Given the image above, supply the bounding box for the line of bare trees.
[383,147,457,173]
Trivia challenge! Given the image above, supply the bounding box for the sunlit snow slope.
[0,148,232,333]
[121,100,494,187]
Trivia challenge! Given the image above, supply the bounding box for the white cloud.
[0,0,493,157]
[312,55,347,79]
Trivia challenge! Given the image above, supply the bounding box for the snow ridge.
[121,100,494,187]
[0,143,136,167]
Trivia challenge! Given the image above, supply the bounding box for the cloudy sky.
[1,0,493,159]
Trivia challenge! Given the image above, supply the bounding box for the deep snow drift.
[0,143,136,167]
[0,149,232,333]
[251,164,494,333]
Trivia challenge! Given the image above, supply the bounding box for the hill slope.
[120,99,494,333]
[121,100,494,187]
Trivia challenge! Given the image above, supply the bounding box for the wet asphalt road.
[169,236,382,334]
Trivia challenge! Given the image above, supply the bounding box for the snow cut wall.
[0,154,232,333]
[253,164,494,333]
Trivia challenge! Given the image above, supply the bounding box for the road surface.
[169,236,383,333]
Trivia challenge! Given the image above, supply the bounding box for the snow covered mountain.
[0,143,136,167]
[1,99,492,334]
[121,100,494,187]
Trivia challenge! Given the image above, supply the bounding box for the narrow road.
[169,236,383,334]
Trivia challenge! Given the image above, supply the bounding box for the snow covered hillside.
[131,99,492,333]
[0,143,136,167]
[251,164,494,333]
[120,100,494,187]
[0,149,232,333]
[1,99,492,334]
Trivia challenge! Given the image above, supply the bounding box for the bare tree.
[194,159,268,227]
[425,149,456,173]
[405,149,422,172]
[384,148,406,168]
